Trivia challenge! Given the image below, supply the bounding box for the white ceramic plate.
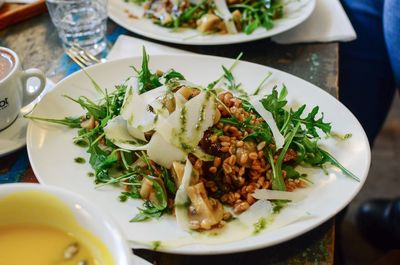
[108,0,316,45]
[27,54,370,254]
[0,78,54,157]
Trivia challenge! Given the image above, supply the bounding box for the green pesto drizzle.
[152,241,162,251]
[179,105,187,134]
[179,138,195,152]
[128,114,134,126]
[74,139,88,148]
[74,157,86,164]
[121,87,133,111]
[153,114,159,124]
[195,103,206,130]
[253,218,267,235]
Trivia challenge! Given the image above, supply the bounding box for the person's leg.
[356,0,400,249]
[339,0,396,145]
[384,0,400,87]
[355,0,400,251]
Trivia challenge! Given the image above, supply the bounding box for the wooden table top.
[0,14,338,265]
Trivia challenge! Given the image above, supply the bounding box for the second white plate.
[108,0,316,45]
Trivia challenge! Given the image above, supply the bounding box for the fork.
[66,44,102,68]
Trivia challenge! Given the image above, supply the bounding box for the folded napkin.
[107,35,191,60]
[271,0,356,44]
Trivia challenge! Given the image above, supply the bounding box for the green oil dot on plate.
[74,139,88,148]
[74,157,86,164]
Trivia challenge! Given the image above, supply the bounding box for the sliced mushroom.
[161,92,176,113]
[160,12,173,25]
[140,178,154,199]
[140,176,168,209]
[186,182,224,230]
[172,161,200,187]
[197,14,222,33]
[177,86,200,100]
[172,161,185,187]
[232,10,242,31]
[213,108,221,124]
[80,116,95,129]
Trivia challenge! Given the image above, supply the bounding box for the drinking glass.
[46,0,108,55]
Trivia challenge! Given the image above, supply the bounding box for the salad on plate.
[123,0,301,35]
[28,49,358,235]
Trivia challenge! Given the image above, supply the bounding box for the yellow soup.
[0,190,115,265]
[0,224,98,265]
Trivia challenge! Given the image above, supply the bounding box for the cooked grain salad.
[27,49,359,231]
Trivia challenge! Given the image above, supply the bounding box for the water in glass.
[46,0,108,55]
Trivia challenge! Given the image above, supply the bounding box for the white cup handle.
[21,68,46,107]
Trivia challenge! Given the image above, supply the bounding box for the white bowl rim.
[0,183,133,265]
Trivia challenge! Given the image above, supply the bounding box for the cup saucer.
[0,78,55,157]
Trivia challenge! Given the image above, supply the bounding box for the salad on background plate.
[108,0,316,45]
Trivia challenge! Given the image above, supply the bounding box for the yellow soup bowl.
[0,183,132,265]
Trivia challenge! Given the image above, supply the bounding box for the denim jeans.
[339,0,400,145]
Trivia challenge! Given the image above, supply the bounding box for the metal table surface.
[0,14,338,265]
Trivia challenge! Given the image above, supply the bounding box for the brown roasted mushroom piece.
[171,161,185,187]
[197,14,222,33]
[139,177,166,207]
[172,161,200,187]
[186,182,224,230]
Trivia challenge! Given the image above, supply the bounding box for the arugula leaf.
[282,165,300,179]
[24,116,81,128]
[64,95,107,120]
[253,72,272,96]
[267,121,301,191]
[144,176,168,210]
[242,123,272,143]
[130,201,165,222]
[161,167,177,195]
[134,47,162,94]
[124,0,145,5]
[292,105,332,137]
[260,86,287,119]
[318,148,360,181]
[222,65,241,91]
[179,0,207,21]
[163,69,185,83]
[207,53,243,90]
[119,191,141,202]
[295,137,360,181]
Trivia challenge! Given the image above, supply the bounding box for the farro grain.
[228,155,237,165]
[221,146,230,152]
[257,141,266,151]
[234,201,250,214]
[238,166,246,177]
[209,166,217,174]
[249,152,258,160]
[221,142,231,147]
[223,163,232,174]
[213,157,221,167]
[239,153,248,165]
[219,135,230,142]
[223,212,232,221]
[236,140,244,147]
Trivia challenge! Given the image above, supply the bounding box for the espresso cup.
[0,47,46,131]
